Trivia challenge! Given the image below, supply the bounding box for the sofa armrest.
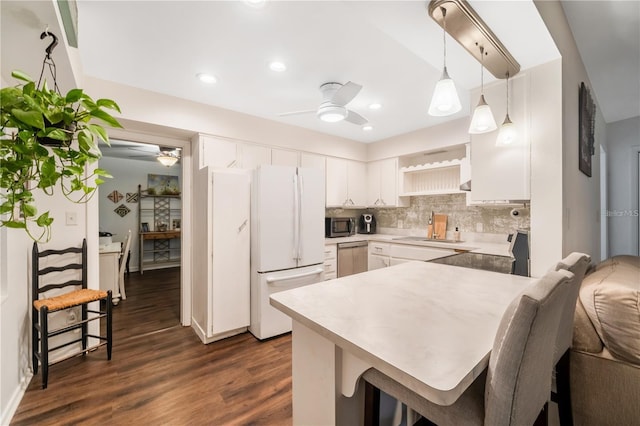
[572,297,603,353]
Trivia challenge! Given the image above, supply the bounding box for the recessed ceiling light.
[269,61,287,72]
[368,103,382,110]
[362,125,373,131]
[244,0,266,8]
[197,73,217,84]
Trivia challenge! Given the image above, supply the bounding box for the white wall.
[607,116,640,256]
[98,156,183,271]
[535,0,606,267]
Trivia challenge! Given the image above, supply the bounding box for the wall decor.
[147,174,180,196]
[114,204,131,217]
[578,82,596,177]
[107,190,124,203]
[126,192,139,203]
[141,222,150,232]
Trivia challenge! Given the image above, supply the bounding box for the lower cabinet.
[368,241,456,270]
[324,243,337,280]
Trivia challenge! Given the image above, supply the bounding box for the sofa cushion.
[579,257,640,365]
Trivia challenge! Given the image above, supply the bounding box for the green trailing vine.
[0,70,122,242]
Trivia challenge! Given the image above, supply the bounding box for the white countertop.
[271,261,535,405]
[99,242,121,254]
[325,233,512,257]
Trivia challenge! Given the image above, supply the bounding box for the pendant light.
[468,46,497,134]
[428,7,462,117]
[496,72,518,146]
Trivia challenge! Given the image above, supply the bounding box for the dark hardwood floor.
[11,268,293,425]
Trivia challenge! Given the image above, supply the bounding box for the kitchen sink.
[392,236,463,243]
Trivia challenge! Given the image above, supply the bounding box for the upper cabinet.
[367,158,408,207]
[469,73,530,202]
[326,157,366,207]
[238,144,271,170]
[272,148,299,167]
[197,135,238,169]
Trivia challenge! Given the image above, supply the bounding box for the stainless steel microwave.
[325,217,355,238]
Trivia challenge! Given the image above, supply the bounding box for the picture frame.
[141,222,150,233]
[578,82,596,177]
[172,219,181,230]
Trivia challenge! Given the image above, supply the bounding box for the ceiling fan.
[278,81,368,125]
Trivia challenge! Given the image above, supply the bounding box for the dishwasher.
[337,241,368,277]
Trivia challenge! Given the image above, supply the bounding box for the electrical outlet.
[476,222,484,233]
[65,211,78,226]
[397,220,403,229]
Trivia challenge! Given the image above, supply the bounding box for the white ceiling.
[75,0,558,143]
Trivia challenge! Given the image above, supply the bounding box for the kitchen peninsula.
[270,261,536,425]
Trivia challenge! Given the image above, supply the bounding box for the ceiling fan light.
[468,95,497,134]
[496,114,518,146]
[428,68,462,117]
[157,154,179,167]
[317,105,347,123]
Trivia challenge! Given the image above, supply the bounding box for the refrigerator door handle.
[265,267,324,284]
[297,171,304,261]
[293,173,300,261]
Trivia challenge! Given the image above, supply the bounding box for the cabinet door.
[368,254,389,270]
[379,158,398,206]
[272,148,299,167]
[366,160,382,206]
[347,160,367,207]
[201,136,238,169]
[239,144,271,170]
[326,157,349,206]
[301,152,326,171]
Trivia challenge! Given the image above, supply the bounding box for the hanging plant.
[0,32,122,242]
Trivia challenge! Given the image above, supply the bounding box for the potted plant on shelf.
[0,70,122,242]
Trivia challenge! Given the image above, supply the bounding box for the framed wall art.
[578,82,596,177]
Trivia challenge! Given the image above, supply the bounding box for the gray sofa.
[571,255,640,425]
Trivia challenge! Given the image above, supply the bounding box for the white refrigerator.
[250,164,325,339]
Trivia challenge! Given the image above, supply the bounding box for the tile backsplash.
[326,193,530,236]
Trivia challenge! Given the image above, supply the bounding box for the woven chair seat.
[33,289,108,312]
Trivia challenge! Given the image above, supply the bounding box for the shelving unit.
[399,159,463,196]
[138,184,181,274]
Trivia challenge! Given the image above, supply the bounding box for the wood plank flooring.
[11,268,293,425]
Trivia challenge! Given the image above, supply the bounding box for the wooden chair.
[551,252,591,426]
[32,239,112,389]
[118,230,132,300]
[363,268,576,426]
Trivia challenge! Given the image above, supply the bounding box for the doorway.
[97,137,190,335]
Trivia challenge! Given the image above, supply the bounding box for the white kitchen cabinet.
[239,143,271,170]
[368,241,390,270]
[389,244,455,262]
[367,158,407,207]
[469,74,530,202]
[326,157,366,207]
[192,167,251,344]
[301,152,326,171]
[272,148,299,167]
[197,135,238,169]
[323,243,337,280]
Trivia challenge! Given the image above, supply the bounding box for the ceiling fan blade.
[278,109,316,117]
[344,110,368,125]
[331,81,362,106]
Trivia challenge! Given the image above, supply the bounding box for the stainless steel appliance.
[508,229,530,276]
[337,241,368,277]
[325,217,355,238]
[358,213,376,234]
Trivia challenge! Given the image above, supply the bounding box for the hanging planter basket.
[0,31,122,242]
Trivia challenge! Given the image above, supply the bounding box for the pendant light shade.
[428,7,461,117]
[157,154,179,167]
[429,67,462,116]
[496,72,518,146]
[468,46,497,134]
[468,95,497,134]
